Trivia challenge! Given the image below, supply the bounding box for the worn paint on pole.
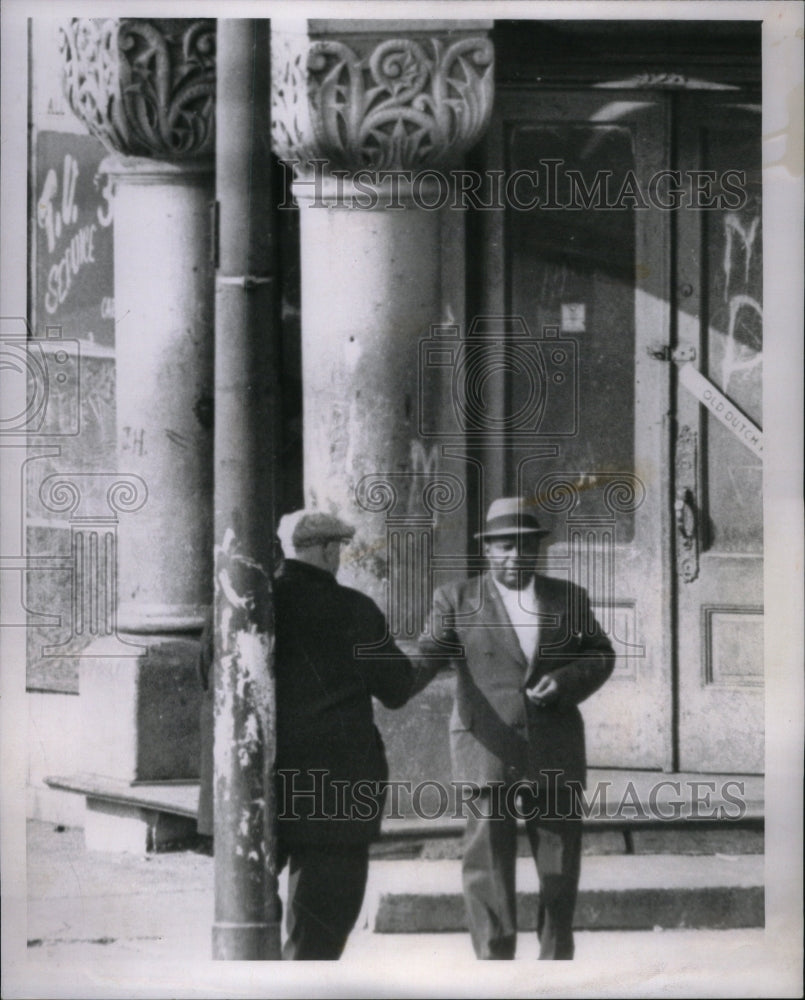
[212,20,282,960]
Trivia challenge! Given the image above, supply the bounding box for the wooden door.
[473,89,674,769]
[674,93,763,773]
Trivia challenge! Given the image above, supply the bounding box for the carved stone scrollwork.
[596,72,736,92]
[59,18,216,162]
[271,26,494,173]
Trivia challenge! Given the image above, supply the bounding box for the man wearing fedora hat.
[420,496,615,960]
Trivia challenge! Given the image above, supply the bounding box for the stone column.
[58,19,216,831]
[271,19,494,609]
[104,157,214,635]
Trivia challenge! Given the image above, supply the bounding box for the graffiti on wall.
[719,211,762,398]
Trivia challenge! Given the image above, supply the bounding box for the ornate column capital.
[271,19,494,174]
[58,18,216,163]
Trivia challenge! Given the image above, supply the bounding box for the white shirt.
[492,576,541,665]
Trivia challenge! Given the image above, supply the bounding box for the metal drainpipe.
[211,19,281,960]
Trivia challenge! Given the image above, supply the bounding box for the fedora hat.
[474,497,550,539]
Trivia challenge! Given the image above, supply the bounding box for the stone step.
[45,773,201,852]
[46,769,765,854]
[46,768,764,848]
[46,772,200,818]
[38,777,765,931]
[363,854,765,932]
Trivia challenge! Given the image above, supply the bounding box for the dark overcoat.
[272,558,414,846]
[196,559,415,844]
[421,572,615,789]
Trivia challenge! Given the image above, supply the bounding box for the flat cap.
[277,509,356,552]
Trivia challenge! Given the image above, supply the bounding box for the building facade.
[21,17,763,826]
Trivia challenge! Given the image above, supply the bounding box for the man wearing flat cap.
[271,508,431,960]
[419,496,615,960]
[197,508,432,959]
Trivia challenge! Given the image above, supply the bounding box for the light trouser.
[462,786,582,960]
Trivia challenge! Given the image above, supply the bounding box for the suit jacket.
[420,572,615,789]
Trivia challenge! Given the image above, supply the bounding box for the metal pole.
[211,19,281,960]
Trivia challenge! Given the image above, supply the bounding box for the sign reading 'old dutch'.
[34,131,114,346]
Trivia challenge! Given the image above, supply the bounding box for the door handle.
[675,426,699,583]
[675,488,697,543]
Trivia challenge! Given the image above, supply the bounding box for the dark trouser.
[462,787,582,960]
[281,844,370,960]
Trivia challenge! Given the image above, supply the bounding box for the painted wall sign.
[34,131,114,346]
[561,302,586,333]
[678,362,763,458]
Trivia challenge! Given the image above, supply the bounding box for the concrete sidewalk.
[25,820,763,943]
[8,821,800,999]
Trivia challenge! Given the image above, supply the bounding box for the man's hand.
[526,674,559,706]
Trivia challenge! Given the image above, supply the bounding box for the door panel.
[675,95,763,773]
[476,90,673,768]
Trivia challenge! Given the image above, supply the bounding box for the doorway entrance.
[470,81,763,773]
